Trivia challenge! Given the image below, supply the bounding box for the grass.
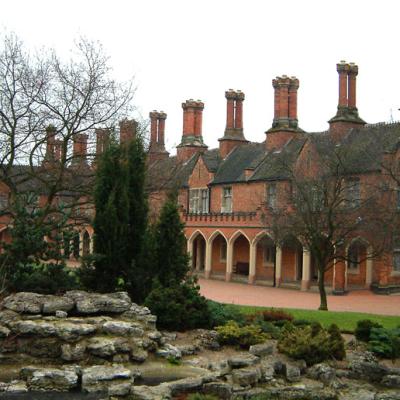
[227,304,400,333]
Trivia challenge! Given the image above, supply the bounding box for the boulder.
[307,363,336,384]
[26,368,78,391]
[2,292,43,314]
[61,343,87,361]
[249,341,274,357]
[86,337,118,357]
[382,375,400,388]
[156,343,182,359]
[0,324,10,337]
[11,320,56,336]
[108,382,132,396]
[285,363,301,382]
[81,365,132,393]
[167,377,203,395]
[42,295,74,314]
[71,292,132,314]
[55,310,68,318]
[231,366,261,386]
[130,347,148,363]
[375,392,400,400]
[102,320,144,336]
[203,382,233,399]
[130,383,171,400]
[349,359,388,382]
[0,381,28,393]
[195,329,220,350]
[259,361,275,382]
[56,322,97,341]
[228,353,259,368]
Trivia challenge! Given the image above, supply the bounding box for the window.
[267,183,277,210]
[348,244,360,271]
[263,244,276,265]
[189,188,209,213]
[393,236,400,272]
[345,178,360,208]
[220,241,227,262]
[221,187,232,213]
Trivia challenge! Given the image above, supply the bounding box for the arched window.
[82,231,90,256]
[73,232,80,259]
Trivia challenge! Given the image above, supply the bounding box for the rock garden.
[0,292,399,399]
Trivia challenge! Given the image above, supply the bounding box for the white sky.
[1,0,400,154]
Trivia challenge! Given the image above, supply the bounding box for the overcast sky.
[1,0,399,153]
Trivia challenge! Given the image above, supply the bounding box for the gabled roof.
[211,143,265,185]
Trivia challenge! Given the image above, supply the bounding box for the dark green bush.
[368,327,400,360]
[216,321,268,349]
[144,278,211,331]
[207,301,245,327]
[262,308,294,323]
[10,262,79,294]
[293,319,312,327]
[278,323,345,366]
[355,319,383,342]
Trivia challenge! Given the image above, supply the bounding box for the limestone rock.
[259,361,275,382]
[131,347,148,363]
[61,343,87,361]
[375,392,400,400]
[87,337,118,357]
[71,292,132,314]
[108,381,132,396]
[176,344,199,356]
[81,365,132,393]
[228,353,259,368]
[307,363,336,384]
[0,380,28,393]
[102,320,144,336]
[56,321,97,341]
[27,368,78,391]
[203,381,233,399]
[0,324,10,337]
[130,383,171,400]
[147,330,162,342]
[231,366,261,386]
[2,292,43,314]
[42,295,74,314]
[168,377,203,395]
[349,358,388,382]
[285,363,301,382]
[249,341,274,357]
[55,310,68,318]
[11,320,56,336]
[195,329,220,350]
[156,343,182,359]
[382,375,400,388]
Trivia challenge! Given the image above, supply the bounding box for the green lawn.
[229,304,400,333]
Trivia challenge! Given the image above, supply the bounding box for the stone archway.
[187,231,207,272]
[207,231,228,279]
[227,231,250,282]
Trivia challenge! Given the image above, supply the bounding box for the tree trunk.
[318,265,328,311]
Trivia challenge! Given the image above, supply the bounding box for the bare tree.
[269,135,391,310]
[0,33,135,291]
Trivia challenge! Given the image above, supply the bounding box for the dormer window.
[221,186,232,213]
[189,188,209,213]
[345,178,360,208]
[267,183,277,210]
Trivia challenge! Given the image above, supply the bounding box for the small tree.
[152,193,189,286]
[271,137,390,310]
[145,194,210,330]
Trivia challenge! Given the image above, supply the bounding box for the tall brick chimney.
[328,61,365,141]
[71,133,88,167]
[54,139,63,162]
[42,125,57,166]
[218,90,248,158]
[95,128,110,159]
[266,76,302,151]
[148,110,169,163]
[177,99,207,162]
[119,119,137,144]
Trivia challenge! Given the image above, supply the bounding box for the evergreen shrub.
[278,323,345,365]
[144,278,211,331]
[368,327,400,360]
[355,319,383,342]
[207,301,245,327]
[216,321,268,349]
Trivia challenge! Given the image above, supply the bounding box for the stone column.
[248,241,257,284]
[205,240,212,279]
[226,239,234,282]
[187,240,193,269]
[333,259,346,293]
[301,249,311,291]
[89,235,94,254]
[195,240,202,271]
[275,246,282,287]
[365,246,373,288]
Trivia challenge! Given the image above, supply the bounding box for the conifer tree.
[152,194,189,286]
[91,143,130,292]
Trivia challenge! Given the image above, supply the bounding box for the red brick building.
[147,61,400,294]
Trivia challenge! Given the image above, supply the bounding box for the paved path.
[199,278,400,316]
